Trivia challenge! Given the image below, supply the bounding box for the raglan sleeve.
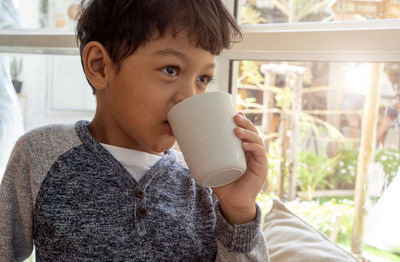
[0,138,34,262]
[213,195,269,262]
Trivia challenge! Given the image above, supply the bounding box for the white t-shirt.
[101,143,162,182]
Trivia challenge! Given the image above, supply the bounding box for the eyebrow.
[154,48,186,59]
[153,48,215,70]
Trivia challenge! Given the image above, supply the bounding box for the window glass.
[234,60,400,256]
[238,0,400,24]
[12,0,80,30]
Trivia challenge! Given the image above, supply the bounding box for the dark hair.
[76,0,242,93]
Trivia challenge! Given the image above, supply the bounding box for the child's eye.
[161,66,181,76]
[197,75,214,85]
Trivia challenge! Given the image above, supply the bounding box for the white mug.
[167,91,247,187]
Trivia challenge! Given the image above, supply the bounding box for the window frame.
[2,3,400,106]
[218,0,400,94]
[0,30,78,55]
[220,1,400,255]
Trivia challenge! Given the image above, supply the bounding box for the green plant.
[240,5,267,25]
[39,0,49,28]
[300,113,344,143]
[10,56,23,81]
[374,147,400,188]
[256,191,275,222]
[286,198,354,244]
[296,151,338,200]
[265,138,289,194]
[242,0,332,23]
[330,143,359,189]
[275,86,294,109]
[364,246,400,262]
[239,61,264,86]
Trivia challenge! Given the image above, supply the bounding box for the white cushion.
[263,199,359,262]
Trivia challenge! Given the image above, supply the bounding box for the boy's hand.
[212,112,268,225]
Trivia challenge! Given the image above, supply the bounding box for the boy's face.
[89,31,216,154]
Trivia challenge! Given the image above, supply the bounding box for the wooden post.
[278,110,290,199]
[288,0,294,23]
[262,73,272,136]
[351,63,382,255]
[327,63,345,157]
[288,74,303,200]
[261,73,273,194]
[260,64,306,199]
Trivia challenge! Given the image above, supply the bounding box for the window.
[217,0,400,259]
[237,0,400,24]
[17,0,79,30]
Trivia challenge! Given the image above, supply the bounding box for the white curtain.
[0,0,24,180]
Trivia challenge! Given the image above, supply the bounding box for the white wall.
[18,54,95,132]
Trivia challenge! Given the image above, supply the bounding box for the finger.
[242,142,268,169]
[235,127,263,145]
[234,113,258,134]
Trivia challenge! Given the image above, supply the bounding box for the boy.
[0,0,269,261]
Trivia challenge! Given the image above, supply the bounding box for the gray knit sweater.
[0,121,268,261]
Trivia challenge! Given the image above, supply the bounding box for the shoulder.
[21,123,77,139]
[16,123,81,153]
[12,123,83,167]
[5,123,84,206]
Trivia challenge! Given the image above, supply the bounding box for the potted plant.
[10,56,23,93]
[39,0,49,28]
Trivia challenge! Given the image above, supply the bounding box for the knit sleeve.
[0,138,34,262]
[214,200,269,261]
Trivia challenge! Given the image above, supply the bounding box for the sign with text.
[332,1,385,18]
[332,0,400,19]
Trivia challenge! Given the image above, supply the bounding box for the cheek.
[109,76,146,110]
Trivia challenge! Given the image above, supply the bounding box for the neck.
[88,109,159,155]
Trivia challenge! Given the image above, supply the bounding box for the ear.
[82,41,114,91]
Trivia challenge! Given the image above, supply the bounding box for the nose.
[172,80,198,105]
